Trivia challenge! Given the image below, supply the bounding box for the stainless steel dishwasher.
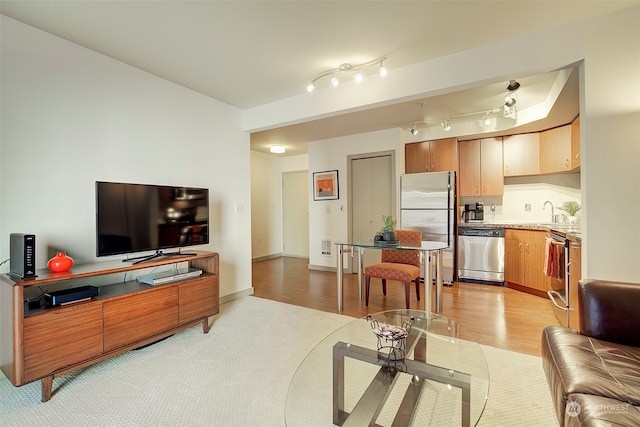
[457,227,505,285]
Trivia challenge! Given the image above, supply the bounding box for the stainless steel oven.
[547,232,569,327]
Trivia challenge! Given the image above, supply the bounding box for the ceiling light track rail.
[306,56,387,93]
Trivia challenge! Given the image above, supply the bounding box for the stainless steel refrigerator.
[400,171,456,284]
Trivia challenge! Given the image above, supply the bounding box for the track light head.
[331,76,339,87]
[507,80,520,91]
[379,63,388,77]
[306,83,315,93]
[410,127,418,135]
[441,120,451,131]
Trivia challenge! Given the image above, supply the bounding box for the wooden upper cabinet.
[458,139,481,196]
[503,133,540,176]
[405,138,458,174]
[429,138,458,172]
[480,137,504,196]
[540,119,580,174]
[405,141,431,173]
[571,115,580,169]
[460,138,504,196]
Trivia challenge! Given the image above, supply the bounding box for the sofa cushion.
[542,326,640,423]
[565,394,640,427]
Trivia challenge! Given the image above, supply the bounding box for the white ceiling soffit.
[251,67,580,156]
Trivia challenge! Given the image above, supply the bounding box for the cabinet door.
[430,138,458,172]
[480,137,504,195]
[23,302,103,382]
[568,243,581,329]
[571,116,580,169]
[103,286,178,352]
[458,139,481,196]
[503,133,540,176]
[405,141,430,174]
[540,124,572,174]
[523,230,550,291]
[179,275,219,324]
[504,229,524,285]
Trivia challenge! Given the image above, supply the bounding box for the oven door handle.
[547,290,568,311]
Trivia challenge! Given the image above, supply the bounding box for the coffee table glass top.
[285,310,489,426]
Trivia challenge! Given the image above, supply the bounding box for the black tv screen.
[96,181,209,257]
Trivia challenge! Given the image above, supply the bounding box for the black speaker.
[10,233,36,279]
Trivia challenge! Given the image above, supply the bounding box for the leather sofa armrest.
[579,279,640,347]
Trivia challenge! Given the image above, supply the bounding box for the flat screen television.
[96,181,209,263]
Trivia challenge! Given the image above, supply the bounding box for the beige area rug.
[0,296,558,426]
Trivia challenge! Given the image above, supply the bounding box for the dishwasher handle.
[547,290,568,311]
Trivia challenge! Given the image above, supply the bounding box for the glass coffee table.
[285,310,489,426]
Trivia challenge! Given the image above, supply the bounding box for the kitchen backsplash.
[460,173,581,224]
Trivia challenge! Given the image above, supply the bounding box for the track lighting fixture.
[306,56,387,93]
[410,127,418,135]
[441,119,451,131]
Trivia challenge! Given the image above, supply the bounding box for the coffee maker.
[462,202,484,222]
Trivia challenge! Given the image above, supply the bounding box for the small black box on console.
[44,285,99,306]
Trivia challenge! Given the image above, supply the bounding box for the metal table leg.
[435,249,443,314]
[336,244,344,312]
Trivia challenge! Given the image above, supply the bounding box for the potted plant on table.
[374,214,397,242]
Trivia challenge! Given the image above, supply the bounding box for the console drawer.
[103,286,178,327]
[103,305,178,352]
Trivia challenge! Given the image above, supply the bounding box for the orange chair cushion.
[364,262,421,282]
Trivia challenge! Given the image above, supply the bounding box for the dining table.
[334,239,448,313]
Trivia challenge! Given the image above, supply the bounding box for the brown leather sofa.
[541,279,640,426]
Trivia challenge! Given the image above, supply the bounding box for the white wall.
[308,128,403,269]
[250,152,308,259]
[0,16,252,299]
[245,7,640,283]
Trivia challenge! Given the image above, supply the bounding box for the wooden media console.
[0,251,219,402]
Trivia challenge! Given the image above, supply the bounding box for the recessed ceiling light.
[269,145,285,154]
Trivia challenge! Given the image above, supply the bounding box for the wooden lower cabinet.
[0,251,219,402]
[568,242,582,330]
[504,229,550,295]
[23,302,103,382]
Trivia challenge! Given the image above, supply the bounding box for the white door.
[282,171,309,258]
[351,154,394,270]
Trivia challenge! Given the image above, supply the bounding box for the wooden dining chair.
[364,229,422,309]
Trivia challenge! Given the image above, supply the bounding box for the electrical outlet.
[524,203,531,212]
[490,204,496,212]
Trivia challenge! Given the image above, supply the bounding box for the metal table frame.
[335,241,448,313]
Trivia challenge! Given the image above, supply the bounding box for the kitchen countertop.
[458,221,581,244]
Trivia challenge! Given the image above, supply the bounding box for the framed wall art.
[313,170,339,201]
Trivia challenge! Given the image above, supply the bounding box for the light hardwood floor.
[252,256,561,357]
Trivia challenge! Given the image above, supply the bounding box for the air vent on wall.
[321,239,332,256]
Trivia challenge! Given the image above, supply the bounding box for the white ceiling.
[2,1,635,155]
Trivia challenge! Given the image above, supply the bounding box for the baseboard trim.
[308,264,338,273]
[252,253,282,262]
[220,287,254,305]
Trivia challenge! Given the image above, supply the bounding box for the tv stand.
[124,249,198,265]
[0,251,219,402]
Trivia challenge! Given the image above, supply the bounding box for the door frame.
[347,150,396,272]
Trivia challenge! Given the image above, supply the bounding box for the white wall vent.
[321,239,332,256]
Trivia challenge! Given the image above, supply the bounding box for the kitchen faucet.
[543,200,556,223]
